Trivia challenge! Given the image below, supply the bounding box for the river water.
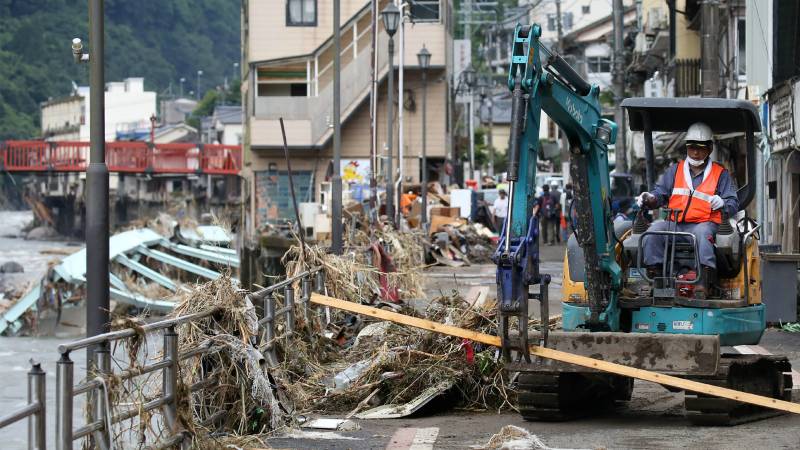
[0,211,86,448]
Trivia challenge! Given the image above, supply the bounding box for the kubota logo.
[566,98,583,123]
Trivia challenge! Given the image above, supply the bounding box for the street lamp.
[462,64,476,183]
[196,70,203,100]
[477,75,495,177]
[233,62,240,82]
[382,3,400,224]
[463,65,476,88]
[73,0,110,391]
[417,45,431,229]
[179,77,186,98]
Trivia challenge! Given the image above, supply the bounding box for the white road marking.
[410,427,439,450]
[386,427,440,450]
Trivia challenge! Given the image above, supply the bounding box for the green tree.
[0,0,240,140]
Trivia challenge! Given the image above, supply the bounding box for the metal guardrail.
[0,267,326,449]
[253,268,325,362]
[0,362,46,449]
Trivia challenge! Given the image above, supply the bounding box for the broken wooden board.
[310,293,800,415]
[355,380,454,419]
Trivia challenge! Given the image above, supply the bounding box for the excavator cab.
[621,98,761,302]
[563,97,765,342]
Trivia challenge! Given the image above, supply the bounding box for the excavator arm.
[494,24,622,361]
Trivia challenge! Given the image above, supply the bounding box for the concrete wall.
[41,96,83,139]
[745,0,772,96]
[249,0,373,63]
[675,0,700,59]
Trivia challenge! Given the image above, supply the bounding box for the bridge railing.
[2,140,241,175]
[51,268,323,449]
[0,361,46,449]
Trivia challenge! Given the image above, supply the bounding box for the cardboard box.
[430,207,460,218]
[429,215,464,235]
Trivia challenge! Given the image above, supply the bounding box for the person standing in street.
[492,189,509,233]
[534,184,561,245]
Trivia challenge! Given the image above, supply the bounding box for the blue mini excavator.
[494,24,792,425]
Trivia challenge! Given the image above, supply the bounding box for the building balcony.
[248,1,448,150]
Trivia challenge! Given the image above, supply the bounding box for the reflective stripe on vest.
[667,160,724,224]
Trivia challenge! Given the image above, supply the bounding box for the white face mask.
[687,156,706,167]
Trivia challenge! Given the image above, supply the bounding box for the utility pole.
[332,0,343,253]
[700,0,720,97]
[465,0,473,183]
[369,0,378,222]
[86,0,110,363]
[488,91,494,177]
[555,0,570,179]
[613,0,628,172]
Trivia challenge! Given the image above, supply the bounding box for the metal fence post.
[56,353,74,450]
[28,362,46,450]
[302,278,312,322]
[92,347,111,450]
[315,270,325,294]
[162,326,179,432]
[264,293,275,348]
[284,286,295,335]
[314,270,330,324]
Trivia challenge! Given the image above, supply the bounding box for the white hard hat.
[686,122,713,143]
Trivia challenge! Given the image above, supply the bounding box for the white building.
[201,106,242,146]
[41,77,157,141]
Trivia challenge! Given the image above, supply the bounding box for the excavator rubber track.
[684,354,793,426]
[516,371,633,421]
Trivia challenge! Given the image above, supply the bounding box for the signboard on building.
[454,39,472,104]
[767,79,800,153]
[340,159,370,184]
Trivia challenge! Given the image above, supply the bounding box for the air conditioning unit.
[634,33,650,54]
[299,202,323,239]
[646,7,667,34]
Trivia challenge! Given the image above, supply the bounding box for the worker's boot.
[694,265,716,300]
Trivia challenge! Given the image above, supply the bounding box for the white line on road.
[386,427,439,450]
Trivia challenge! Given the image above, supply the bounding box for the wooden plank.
[310,293,800,415]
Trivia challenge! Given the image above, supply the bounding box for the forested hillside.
[0,0,240,140]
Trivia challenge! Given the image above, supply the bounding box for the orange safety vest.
[667,160,724,224]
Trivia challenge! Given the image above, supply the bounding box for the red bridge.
[1,141,241,175]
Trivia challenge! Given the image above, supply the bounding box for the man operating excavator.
[636,122,739,298]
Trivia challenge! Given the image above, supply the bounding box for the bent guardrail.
[0,266,327,449]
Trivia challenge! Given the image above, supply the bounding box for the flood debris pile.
[272,290,516,420]
[172,277,287,439]
[284,225,425,305]
[99,277,282,448]
[429,222,498,267]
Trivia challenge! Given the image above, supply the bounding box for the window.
[410,0,439,22]
[582,5,590,15]
[287,0,316,27]
[547,14,556,31]
[586,56,611,73]
[562,12,574,31]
